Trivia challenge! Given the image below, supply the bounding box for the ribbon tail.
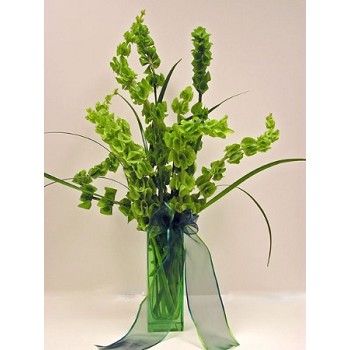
[184,234,240,349]
[95,297,168,350]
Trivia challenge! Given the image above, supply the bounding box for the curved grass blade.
[45,177,74,188]
[237,187,272,267]
[45,172,85,192]
[201,158,306,212]
[185,90,249,121]
[116,93,148,152]
[208,90,249,114]
[45,131,110,152]
[45,131,127,168]
[216,184,273,266]
[99,177,129,190]
[44,176,129,190]
[157,59,182,103]
[44,172,121,206]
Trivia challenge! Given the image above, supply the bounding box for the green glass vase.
[147,221,184,332]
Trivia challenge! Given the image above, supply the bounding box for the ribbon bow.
[97,204,239,349]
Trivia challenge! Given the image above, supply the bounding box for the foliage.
[67,11,280,231]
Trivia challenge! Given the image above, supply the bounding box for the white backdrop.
[45,0,305,294]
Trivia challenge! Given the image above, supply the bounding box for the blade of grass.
[116,93,148,152]
[185,90,249,121]
[44,176,129,190]
[216,184,273,266]
[157,59,182,103]
[237,187,272,267]
[44,172,121,205]
[44,177,74,188]
[45,131,128,170]
[200,158,306,211]
[208,90,249,114]
[45,131,110,152]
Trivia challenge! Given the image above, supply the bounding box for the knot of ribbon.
[97,204,239,350]
[149,203,199,235]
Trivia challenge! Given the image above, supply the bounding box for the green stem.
[150,66,158,105]
[154,84,158,104]
[44,172,121,205]
[158,168,164,203]
[45,173,82,191]
[150,237,176,311]
[44,176,129,190]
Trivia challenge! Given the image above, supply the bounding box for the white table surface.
[45,291,305,349]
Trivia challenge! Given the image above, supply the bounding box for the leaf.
[237,187,272,267]
[225,144,244,164]
[127,150,144,163]
[116,92,148,152]
[172,86,194,121]
[116,42,131,56]
[78,201,92,210]
[88,163,108,178]
[180,86,194,101]
[210,160,226,181]
[203,116,233,138]
[157,59,182,103]
[265,113,275,129]
[200,158,306,211]
[199,181,216,198]
[97,187,117,215]
[78,184,97,209]
[73,170,92,186]
[104,187,117,200]
[241,137,258,156]
[208,90,249,114]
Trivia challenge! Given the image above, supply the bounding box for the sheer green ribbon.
[96,204,239,349]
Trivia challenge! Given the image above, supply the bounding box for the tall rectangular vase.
[147,227,184,332]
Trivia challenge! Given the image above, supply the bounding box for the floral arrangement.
[45,10,305,350]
